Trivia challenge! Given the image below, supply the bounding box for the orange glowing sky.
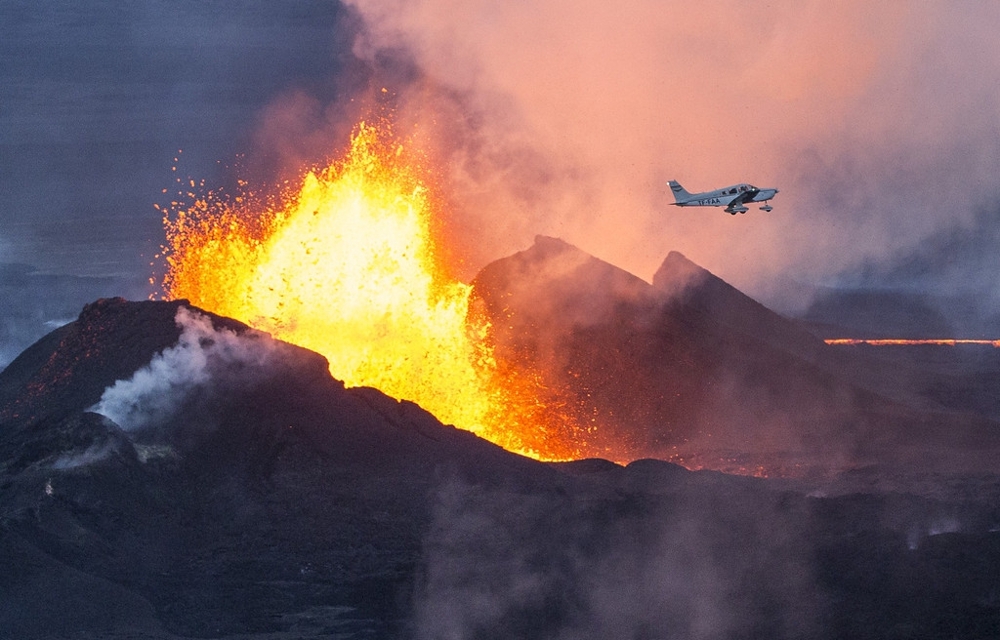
[339,0,1000,310]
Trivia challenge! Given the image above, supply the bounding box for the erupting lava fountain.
[158,119,582,461]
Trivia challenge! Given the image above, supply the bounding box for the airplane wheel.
[730,211,736,215]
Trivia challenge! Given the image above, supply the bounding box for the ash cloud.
[342,0,1000,308]
[91,307,284,432]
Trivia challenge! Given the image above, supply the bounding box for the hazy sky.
[0,1,354,278]
[3,1,1000,364]
[0,1,359,365]
[343,0,1000,304]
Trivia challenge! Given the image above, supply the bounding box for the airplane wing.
[724,193,751,213]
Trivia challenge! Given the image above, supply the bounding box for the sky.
[3,1,1000,365]
[342,0,1000,303]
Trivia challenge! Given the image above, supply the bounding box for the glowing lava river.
[825,339,1000,347]
[158,120,581,461]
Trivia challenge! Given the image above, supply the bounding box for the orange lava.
[158,119,583,461]
[825,338,1000,347]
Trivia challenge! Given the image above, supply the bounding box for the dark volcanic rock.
[473,236,1000,475]
[0,296,647,637]
[653,250,824,357]
[0,297,248,426]
[0,298,557,638]
[2,296,1000,639]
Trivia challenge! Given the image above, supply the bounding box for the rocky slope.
[472,236,1000,475]
[2,262,1000,638]
[0,297,556,637]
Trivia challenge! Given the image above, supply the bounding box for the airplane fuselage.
[669,180,778,214]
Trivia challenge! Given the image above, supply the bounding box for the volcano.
[473,236,1000,475]
[0,297,561,637]
[3,247,1000,638]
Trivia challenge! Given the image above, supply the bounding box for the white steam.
[91,307,280,432]
[50,441,118,471]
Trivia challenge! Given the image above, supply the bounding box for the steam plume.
[91,307,280,431]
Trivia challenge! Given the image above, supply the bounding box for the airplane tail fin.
[668,180,692,204]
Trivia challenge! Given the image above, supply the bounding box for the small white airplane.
[669,180,778,215]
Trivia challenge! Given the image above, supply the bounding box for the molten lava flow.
[826,338,1000,347]
[160,120,582,461]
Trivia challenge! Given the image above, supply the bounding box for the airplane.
[669,180,778,215]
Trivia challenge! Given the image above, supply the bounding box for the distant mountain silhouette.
[802,287,956,338]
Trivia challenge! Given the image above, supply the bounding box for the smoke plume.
[340,0,1000,309]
